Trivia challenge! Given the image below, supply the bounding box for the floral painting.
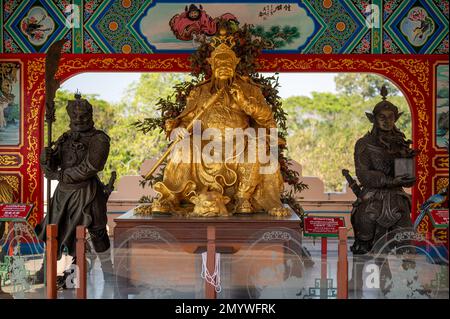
[400,7,434,48]
[20,6,55,47]
[0,62,20,146]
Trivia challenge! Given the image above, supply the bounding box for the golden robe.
[154,76,286,214]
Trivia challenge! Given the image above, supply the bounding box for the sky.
[60,72,338,103]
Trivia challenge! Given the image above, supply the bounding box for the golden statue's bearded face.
[212,53,237,81]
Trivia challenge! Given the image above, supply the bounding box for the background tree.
[335,73,401,100]
[49,72,412,194]
[46,73,189,184]
[123,73,191,117]
[282,87,411,191]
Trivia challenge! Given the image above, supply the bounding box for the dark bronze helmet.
[365,85,403,123]
[66,91,93,115]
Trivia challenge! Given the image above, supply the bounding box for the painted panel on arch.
[0,61,20,146]
[436,64,449,149]
[136,2,319,52]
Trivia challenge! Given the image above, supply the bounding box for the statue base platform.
[114,204,301,245]
[113,205,302,298]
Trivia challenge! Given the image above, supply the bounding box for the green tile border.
[371,0,383,54]
[84,0,112,53]
[302,0,327,53]
[424,0,449,54]
[127,0,154,53]
[72,0,84,53]
[343,1,370,53]
[4,0,30,53]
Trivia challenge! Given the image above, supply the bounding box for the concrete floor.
[0,237,448,299]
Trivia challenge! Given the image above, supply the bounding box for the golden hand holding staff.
[143,87,226,180]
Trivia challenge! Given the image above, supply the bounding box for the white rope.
[201,252,221,293]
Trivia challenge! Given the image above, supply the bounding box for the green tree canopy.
[282,90,411,192]
[45,73,412,194]
[45,73,189,184]
[335,73,401,100]
[123,73,191,117]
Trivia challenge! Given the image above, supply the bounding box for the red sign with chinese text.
[304,216,345,237]
[0,204,34,221]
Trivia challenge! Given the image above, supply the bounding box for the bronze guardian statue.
[36,93,115,285]
[350,86,416,254]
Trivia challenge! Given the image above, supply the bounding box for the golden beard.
[211,76,233,106]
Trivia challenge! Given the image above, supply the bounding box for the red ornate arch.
[1,53,447,226]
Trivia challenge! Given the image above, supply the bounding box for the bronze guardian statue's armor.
[36,93,113,283]
[351,87,416,255]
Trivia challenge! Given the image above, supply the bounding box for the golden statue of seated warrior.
[147,29,290,217]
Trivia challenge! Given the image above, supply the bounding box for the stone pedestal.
[113,206,302,298]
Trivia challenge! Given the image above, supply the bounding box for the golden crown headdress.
[208,28,239,64]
